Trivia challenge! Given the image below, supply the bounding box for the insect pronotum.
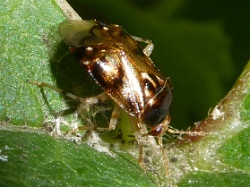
[30,20,203,172]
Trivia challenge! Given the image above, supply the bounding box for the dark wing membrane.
[59,20,107,47]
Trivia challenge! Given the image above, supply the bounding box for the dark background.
[67,0,250,129]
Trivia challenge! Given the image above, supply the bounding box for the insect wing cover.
[58,20,106,47]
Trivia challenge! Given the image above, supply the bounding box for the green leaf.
[0,130,154,186]
[172,62,250,186]
[0,0,66,125]
[178,172,250,187]
[218,128,250,171]
[1,0,250,186]
[0,0,156,186]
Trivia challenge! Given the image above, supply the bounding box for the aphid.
[30,20,199,171]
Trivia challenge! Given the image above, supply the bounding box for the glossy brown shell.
[59,20,173,127]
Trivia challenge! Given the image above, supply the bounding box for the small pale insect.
[30,19,196,171]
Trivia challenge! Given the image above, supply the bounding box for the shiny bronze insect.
[30,20,198,171]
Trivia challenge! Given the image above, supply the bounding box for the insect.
[30,19,199,171]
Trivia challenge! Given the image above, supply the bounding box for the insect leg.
[28,80,109,107]
[108,105,121,130]
[138,143,144,169]
[29,80,111,118]
[95,104,121,131]
[132,36,154,56]
[29,81,113,132]
[133,129,146,171]
[129,118,149,171]
[76,92,109,113]
[157,136,169,175]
